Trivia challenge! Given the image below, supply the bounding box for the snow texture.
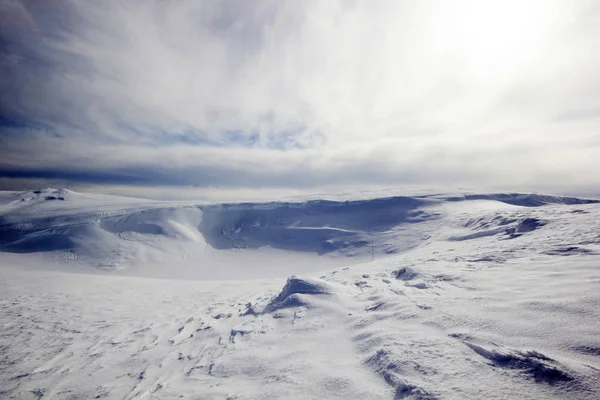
[0,188,599,399]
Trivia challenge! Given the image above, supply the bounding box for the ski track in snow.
[0,189,599,399]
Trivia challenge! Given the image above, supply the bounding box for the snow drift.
[0,189,598,278]
[1,189,600,399]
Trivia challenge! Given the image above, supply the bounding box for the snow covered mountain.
[1,188,599,399]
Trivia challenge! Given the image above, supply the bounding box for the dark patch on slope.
[464,342,574,384]
[445,193,599,207]
[393,267,420,281]
[198,196,439,253]
[0,227,77,253]
[365,349,439,399]
[544,246,593,256]
[450,217,546,241]
[504,218,546,239]
[570,344,600,357]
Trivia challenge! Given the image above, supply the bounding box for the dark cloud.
[1,0,600,198]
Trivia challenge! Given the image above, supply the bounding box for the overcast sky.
[1,0,600,200]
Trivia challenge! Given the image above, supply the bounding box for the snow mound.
[1,207,203,254]
[1,189,598,278]
[32,188,72,198]
[1,190,600,398]
[264,276,333,312]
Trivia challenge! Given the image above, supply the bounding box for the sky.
[1,0,600,201]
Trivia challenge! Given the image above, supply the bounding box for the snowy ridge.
[1,190,600,399]
[1,189,597,277]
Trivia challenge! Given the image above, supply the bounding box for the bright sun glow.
[429,0,567,80]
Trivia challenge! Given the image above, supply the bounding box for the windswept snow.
[1,189,600,399]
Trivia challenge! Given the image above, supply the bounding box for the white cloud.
[1,0,600,198]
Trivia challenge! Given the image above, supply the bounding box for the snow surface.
[1,188,600,399]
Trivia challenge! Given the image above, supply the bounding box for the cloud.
[1,0,600,199]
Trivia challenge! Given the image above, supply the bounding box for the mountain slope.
[0,190,599,399]
[1,189,597,278]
